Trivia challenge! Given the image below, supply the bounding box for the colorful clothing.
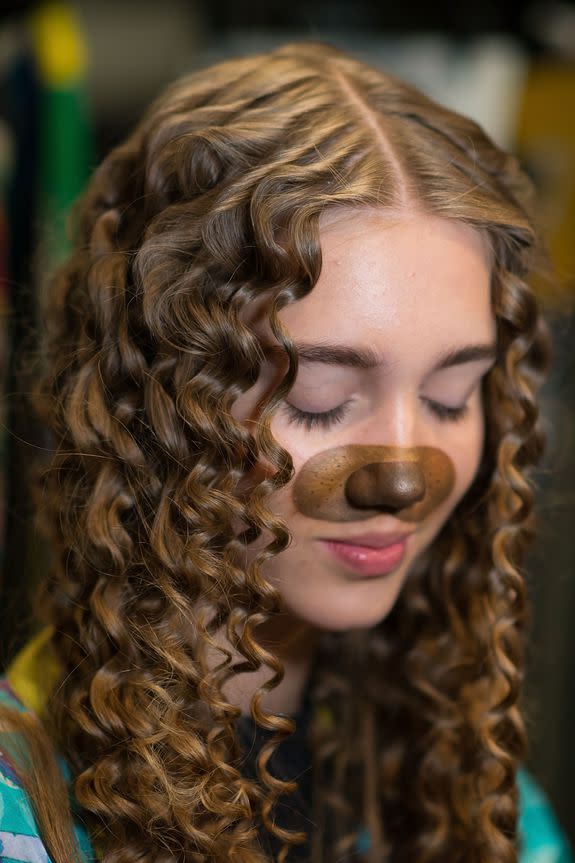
[0,631,572,862]
[0,679,93,863]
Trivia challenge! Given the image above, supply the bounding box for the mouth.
[318,530,413,577]
[321,530,414,549]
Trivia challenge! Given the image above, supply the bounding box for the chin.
[284,584,403,632]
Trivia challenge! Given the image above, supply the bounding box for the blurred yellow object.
[516,63,575,301]
[5,626,60,717]
[29,2,88,87]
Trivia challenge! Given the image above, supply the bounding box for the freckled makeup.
[292,444,456,576]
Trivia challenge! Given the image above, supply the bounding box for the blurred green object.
[30,1,93,267]
[518,769,575,863]
[0,1,93,663]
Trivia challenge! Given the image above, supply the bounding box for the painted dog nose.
[345,461,426,513]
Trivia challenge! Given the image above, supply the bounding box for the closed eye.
[282,395,470,430]
[421,396,469,423]
[282,400,352,430]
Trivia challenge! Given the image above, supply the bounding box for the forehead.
[277,208,494,357]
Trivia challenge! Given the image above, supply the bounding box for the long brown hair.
[3,41,548,863]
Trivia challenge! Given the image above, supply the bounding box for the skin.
[223,207,496,715]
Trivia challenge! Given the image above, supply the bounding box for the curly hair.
[6,40,549,863]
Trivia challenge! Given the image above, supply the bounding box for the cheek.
[413,420,485,559]
[447,414,485,510]
[232,417,314,530]
[263,433,310,521]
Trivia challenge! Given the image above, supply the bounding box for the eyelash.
[283,401,352,431]
[283,398,469,430]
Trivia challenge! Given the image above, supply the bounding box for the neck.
[219,613,319,717]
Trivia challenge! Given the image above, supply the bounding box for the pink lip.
[326,531,412,549]
[320,532,411,577]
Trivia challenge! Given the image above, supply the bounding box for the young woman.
[0,40,572,863]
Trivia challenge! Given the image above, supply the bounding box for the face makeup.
[293,444,455,523]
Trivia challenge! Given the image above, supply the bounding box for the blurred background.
[0,0,574,845]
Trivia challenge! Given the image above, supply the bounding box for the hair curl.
[7,41,550,863]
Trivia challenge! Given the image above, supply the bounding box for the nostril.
[345,461,426,511]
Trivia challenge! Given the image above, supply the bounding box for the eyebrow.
[264,341,496,371]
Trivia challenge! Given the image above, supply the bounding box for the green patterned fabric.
[518,768,574,863]
[0,679,572,862]
[0,680,94,862]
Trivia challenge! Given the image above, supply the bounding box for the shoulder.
[0,678,95,863]
[518,767,574,863]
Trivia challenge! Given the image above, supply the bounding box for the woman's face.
[233,208,495,632]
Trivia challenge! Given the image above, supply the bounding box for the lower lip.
[321,538,408,576]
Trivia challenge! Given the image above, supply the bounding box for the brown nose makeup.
[292,445,455,523]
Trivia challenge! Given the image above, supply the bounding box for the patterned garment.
[0,680,94,863]
[0,634,573,863]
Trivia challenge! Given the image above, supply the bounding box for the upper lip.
[322,531,414,549]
